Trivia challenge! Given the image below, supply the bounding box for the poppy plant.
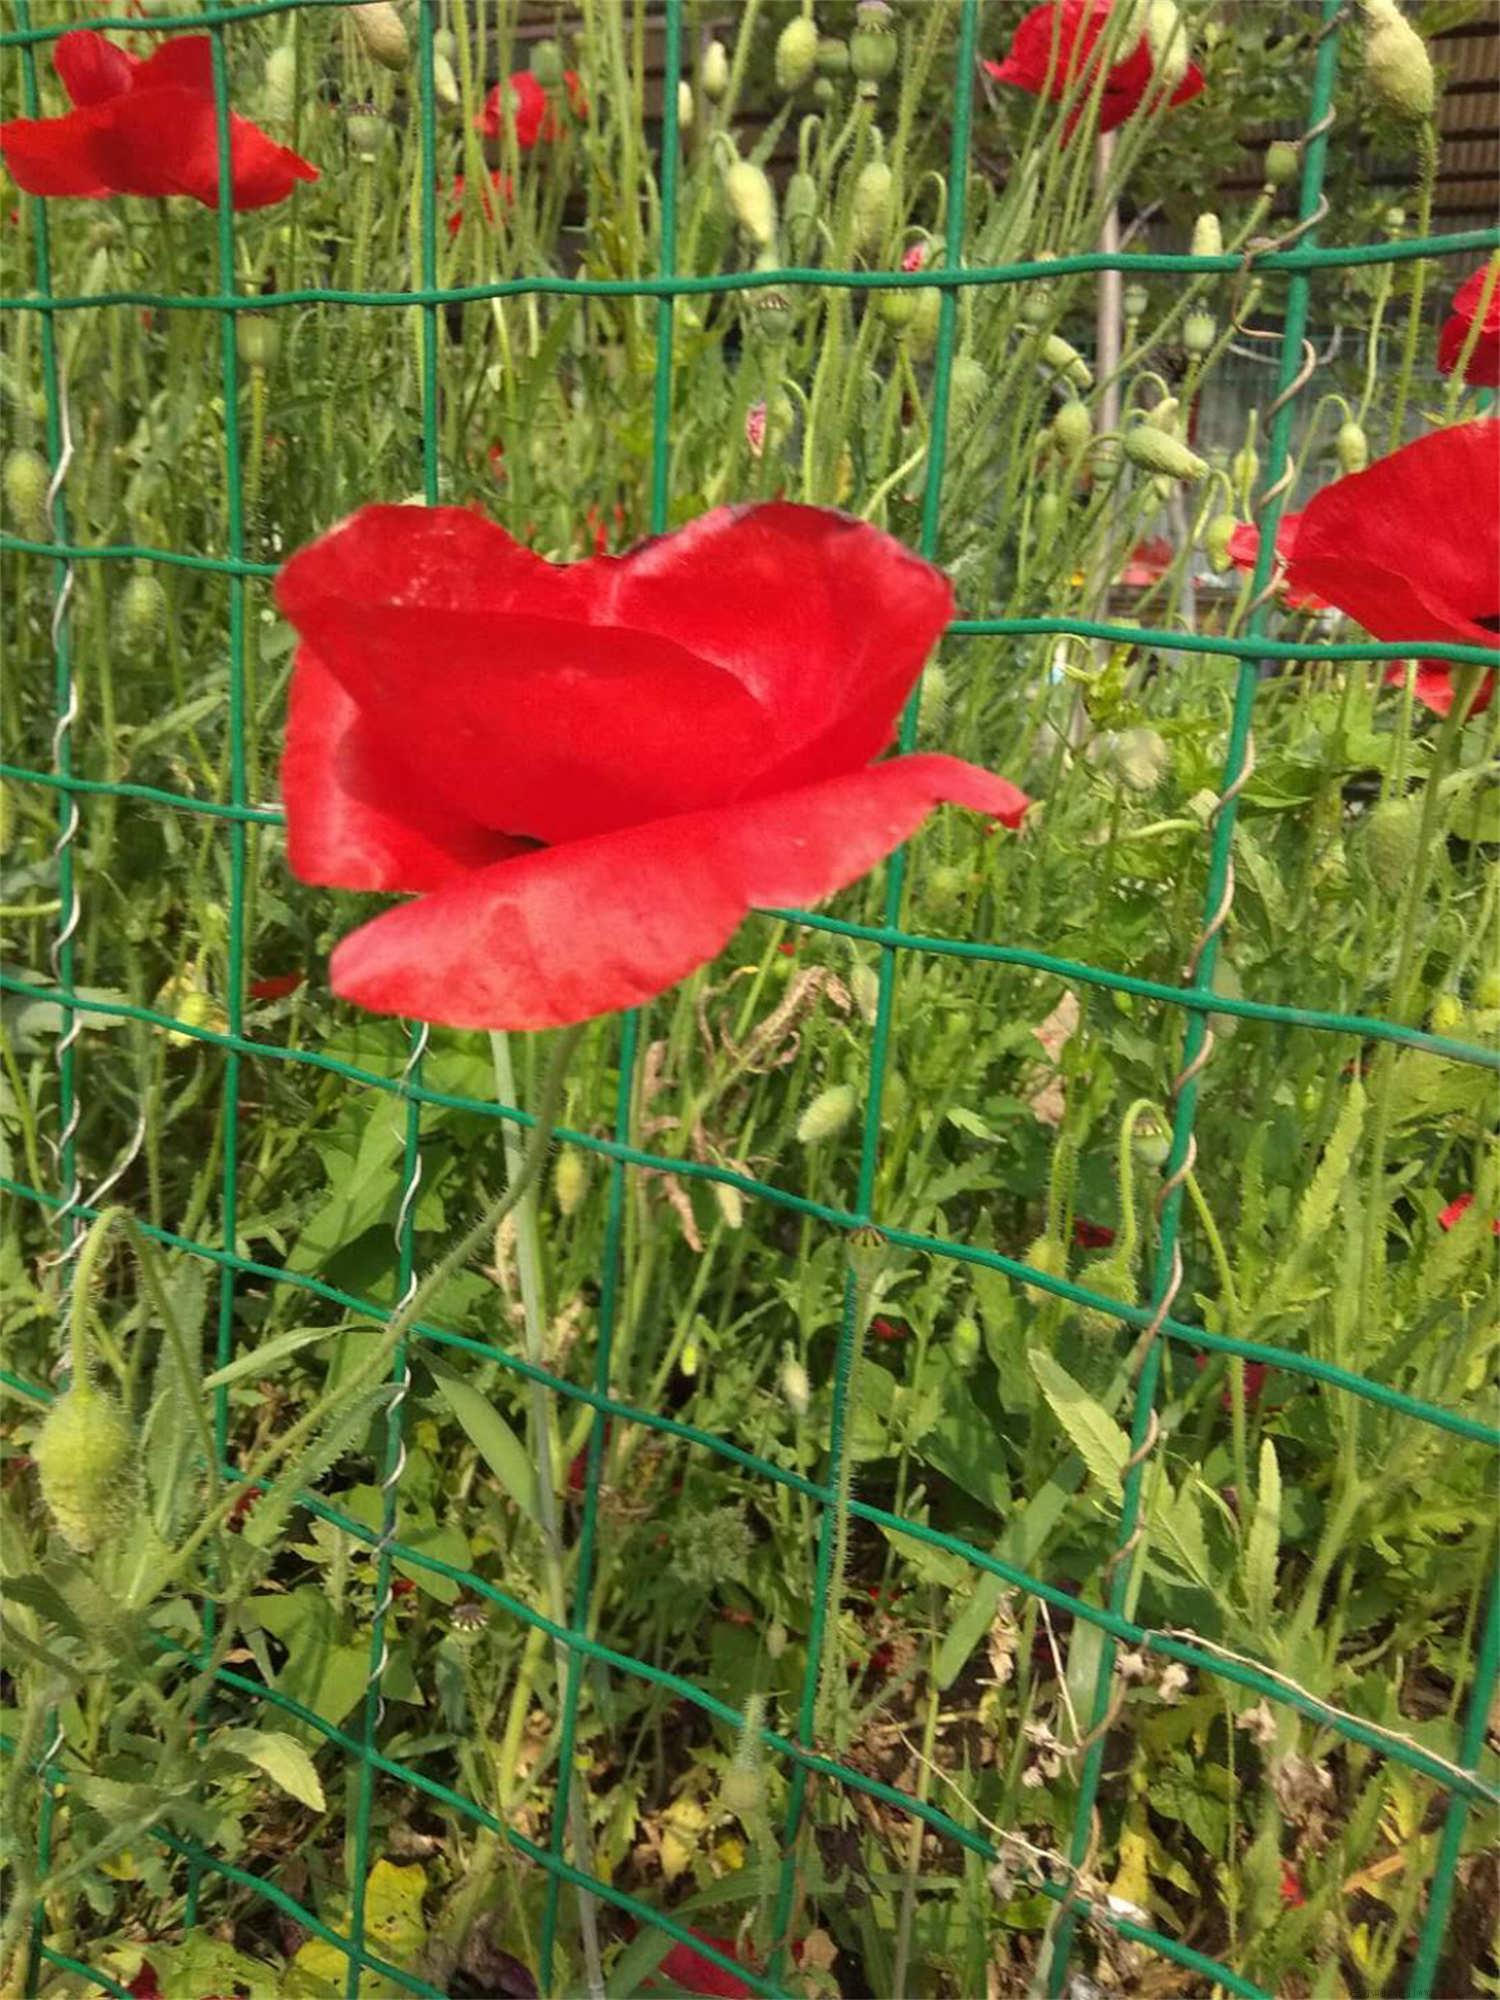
[0,31,316,210]
[983,0,1204,138]
[476,68,587,148]
[276,503,1028,1031]
[1437,262,1500,388]
[445,169,512,240]
[1226,422,1500,719]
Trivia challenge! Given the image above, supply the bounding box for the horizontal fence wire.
[3,0,1497,1995]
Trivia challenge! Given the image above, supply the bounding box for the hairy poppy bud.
[949,354,988,421]
[350,2,409,72]
[714,1180,744,1230]
[879,285,916,331]
[776,16,820,92]
[3,446,50,539]
[1133,1111,1172,1168]
[236,312,279,373]
[851,158,894,256]
[1053,400,1092,452]
[1203,512,1237,572]
[1361,796,1421,894]
[849,961,881,1024]
[1183,309,1216,355]
[676,80,694,130]
[907,287,942,357]
[34,1384,136,1552]
[784,169,818,255]
[1336,419,1369,474]
[1077,1252,1137,1334]
[1089,437,1122,487]
[345,104,386,157]
[1034,490,1063,539]
[1124,422,1207,482]
[1191,212,1222,260]
[818,36,850,75]
[721,1692,766,1817]
[119,571,168,642]
[263,43,296,122]
[701,39,730,101]
[554,1150,588,1216]
[1138,0,1190,91]
[1264,139,1299,187]
[1474,968,1500,1010]
[724,158,777,247]
[1361,0,1434,121]
[798,1082,856,1144]
[433,51,460,110]
[1122,282,1149,321]
[847,1222,889,1287]
[850,0,898,86]
[780,1346,811,1417]
[530,39,565,88]
[1041,334,1093,389]
[1020,1234,1067,1305]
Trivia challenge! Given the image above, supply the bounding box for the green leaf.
[1146,1465,1214,1591]
[141,1256,207,1542]
[202,1325,341,1390]
[426,1360,539,1525]
[1028,1349,1127,1499]
[219,1727,326,1812]
[244,1385,393,1552]
[1244,1436,1281,1631]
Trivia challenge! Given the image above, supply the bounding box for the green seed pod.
[1020,1234,1067,1305]
[784,169,819,256]
[1190,212,1223,260]
[1264,139,1299,187]
[344,104,387,157]
[817,36,850,75]
[1123,422,1208,483]
[530,38,565,88]
[851,158,894,257]
[349,2,409,72]
[1034,489,1063,539]
[775,15,820,93]
[1182,309,1216,355]
[236,312,279,373]
[1121,281,1150,320]
[1231,438,1259,498]
[1041,333,1093,389]
[262,43,296,122]
[701,39,730,101]
[879,285,916,331]
[906,286,942,357]
[1336,419,1369,474]
[724,158,778,247]
[1021,281,1054,329]
[847,1222,889,1285]
[1132,1112,1172,1169]
[1360,0,1434,121]
[119,570,168,642]
[554,1149,588,1217]
[33,1384,136,1553]
[850,0,897,85]
[798,1082,856,1145]
[3,447,50,539]
[1053,399,1092,453]
[1089,436,1122,487]
[1361,795,1421,895]
[1203,512,1238,572]
[948,354,988,422]
[951,1314,982,1371]
[746,256,795,343]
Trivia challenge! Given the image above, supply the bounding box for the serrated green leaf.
[1244,1436,1281,1631]
[1146,1465,1213,1590]
[219,1727,326,1812]
[1028,1349,1127,1499]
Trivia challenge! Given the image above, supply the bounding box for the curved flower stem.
[1385,120,1438,452]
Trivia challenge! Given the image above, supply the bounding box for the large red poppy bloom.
[476,69,588,148]
[983,0,1204,137]
[276,504,1027,1031]
[0,31,316,210]
[1226,423,1499,719]
[1437,263,1500,389]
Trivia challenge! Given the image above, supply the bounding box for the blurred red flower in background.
[984,0,1204,138]
[446,169,512,238]
[476,69,587,148]
[0,31,316,210]
[1437,263,1500,388]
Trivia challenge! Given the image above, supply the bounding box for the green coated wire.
[1050,10,1346,1991]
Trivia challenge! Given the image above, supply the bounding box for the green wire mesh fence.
[1,0,1497,1995]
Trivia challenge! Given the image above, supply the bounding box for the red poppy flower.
[1279,1859,1305,1909]
[1225,517,1328,614]
[983,0,1204,138]
[276,503,1028,1031]
[1438,1193,1500,1236]
[1072,1217,1115,1250]
[1119,534,1173,591]
[126,1964,162,2000]
[1229,424,1500,719]
[446,169,512,239]
[657,1932,754,1999]
[1437,263,1500,389]
[0,31,316,210]
[249,969,304,1002]
[476,69,587,148]
[870,1315,910,1342]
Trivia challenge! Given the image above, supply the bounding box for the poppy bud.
[1430,992,1463,1035]
[952,1315,981,1370]
[879,285,916,331]
[433,51,461,110]
[798,1083,856,1144]
[785,169,818,255]
[949,354,988,421]
[33,1384,136,1553]
[927,862,966,906]
[1361,796,1421,894]
[1089,437,1122,487]
[1231,438,1259,497]
[721,1693,766,1817]
[908,287,943,357]
[847,1222,889,1287]
[1191,212,1222,260]
[1183,309,1216,355]
[766,1619,788,1659]
[850,0,898,86]
[554,1150,588,1217]
[1122,282,1149,320]
[1360,0,1434,122]
[1110,725,1170,793]
[345,104,387,158]
[1077,1252,1137,1334]
[1264,139,1299,187]
[780,1346,811,1417]
[1053,400,1092,452]
[1124,423,1208,483]
[701,39,730,101]
[851,158,894,256]
[1034,490,1063,538]
[1020,1234,1066,1304]
[263,44,296,122]
[530,39,565,88]
[1041,334,1093,389]
[776,16,820,93]
[1203,512,1237,572]
[1138,0,1190,91]
[119,571,168,642]
[1335,420,1369,474]
[236,313,279,373]
[3,446,50,540]
[724,158,778,247]
[350,2,409,72]
[849,961,881,1024]
[676,81,694,130]
[1133,1112,1172,1168]
[818,36,850,75]
[713,1181,744,1230]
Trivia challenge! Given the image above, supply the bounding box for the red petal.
[1287,422,1500,654]
[330,756,1028,1030]
[281,648,527,892]
[989,0,1113,100]
[54,30,135,106]
[1169,61,1206,108]
[658,1934,754,2000]
[1384,662,1497,719]
[0,110,112,196]
[129,35,215,96]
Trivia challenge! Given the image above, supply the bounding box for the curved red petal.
[1168,60,1206,108]
[1287,423,1500,652]
[130,35,215,96]
[330,755,1028,1030]
[30,84,315,207]
[995,0,1112,99]
[1386,662,1497,719]
[53,30,135,106]
[0,110,112,196]
[658,1937,753,2000]
[282,648,526,892]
